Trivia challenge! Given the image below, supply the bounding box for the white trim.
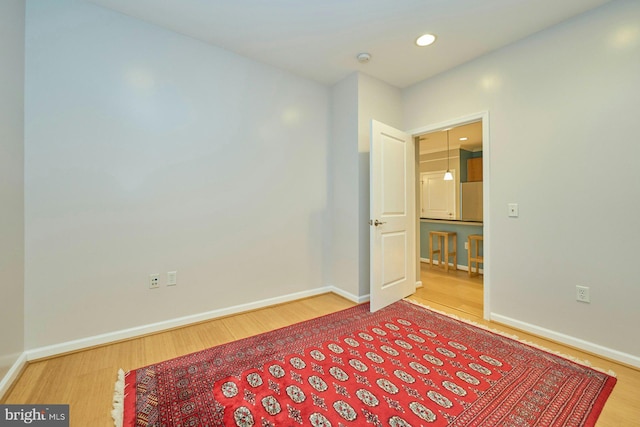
[25,287,335,361]
[408,111,490,320]
[0,352,21,369]
[491,313,640,369]
[415,281,423,288]
[329,286,370,304]
[480,112,490,321]
[0,352,27,399]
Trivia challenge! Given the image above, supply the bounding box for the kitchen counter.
[421,218,483,226]
[420,219,483,267]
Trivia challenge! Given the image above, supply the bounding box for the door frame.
[407,111,491,320]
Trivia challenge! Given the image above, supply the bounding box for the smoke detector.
[357,53,371,63]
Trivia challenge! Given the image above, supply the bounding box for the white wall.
[21,0,638,367]
[24,0,330,349]
[403,0,640,363]
[0,0,25,377]
[329,74,359,297]
[328,72,402,299]
[356,74,402,296]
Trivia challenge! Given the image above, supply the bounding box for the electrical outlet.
[464,242,469,250]
[576,285,590,303]
[149,273,160,289]
[167,271,177,286]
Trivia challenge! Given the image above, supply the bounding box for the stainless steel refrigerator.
[461,182,483,222]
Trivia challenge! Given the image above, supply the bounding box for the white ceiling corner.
[85,0,613,88]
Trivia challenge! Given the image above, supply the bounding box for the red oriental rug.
[113,300,616,427]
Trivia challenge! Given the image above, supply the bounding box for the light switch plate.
[167,271,177,286]
[508,203,519,217]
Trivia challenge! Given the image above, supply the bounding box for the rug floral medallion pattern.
[123,301,616,427]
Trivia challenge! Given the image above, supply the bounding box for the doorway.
[407,112,490,319]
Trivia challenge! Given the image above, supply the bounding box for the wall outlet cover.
[149,273,160,289]
[576,285,590,303]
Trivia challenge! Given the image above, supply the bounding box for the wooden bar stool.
[468,234,484,277]
[429,231,457,272]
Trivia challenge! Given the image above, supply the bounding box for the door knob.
[370,219,386,226]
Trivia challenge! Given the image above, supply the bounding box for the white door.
[370,120,416,312]
[421,171,456,219]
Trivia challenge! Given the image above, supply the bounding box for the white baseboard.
[11,289,636,396]
[329,286,369,304]
[8,286,371,394]
[491,313,640,369]
[0,352,27,399]
[25,286,336,361]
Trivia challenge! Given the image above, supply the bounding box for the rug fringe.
[403,299,617,378]
[111,368,126,427]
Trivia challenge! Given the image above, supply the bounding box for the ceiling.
[419,121,482,155]
[86,0,612,88]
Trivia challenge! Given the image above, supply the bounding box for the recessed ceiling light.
[416,34,437,47]
[459,137,468,141]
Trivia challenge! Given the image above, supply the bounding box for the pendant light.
[444,129,453,181]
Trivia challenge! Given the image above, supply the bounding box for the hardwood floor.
[2,270,639,426]
[409,262,640,426]
[413,262,484,318]
[1,294,355,427]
